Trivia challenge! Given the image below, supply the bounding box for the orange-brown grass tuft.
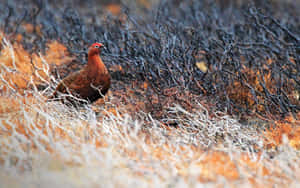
[226,58,298,117]
[0,35,74,93]
[264,113,300,150]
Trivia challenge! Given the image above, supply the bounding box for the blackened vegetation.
[0,0,299,119]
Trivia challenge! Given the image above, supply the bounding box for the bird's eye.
[95,45,99,48]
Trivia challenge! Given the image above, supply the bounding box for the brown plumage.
[49,43,110,104]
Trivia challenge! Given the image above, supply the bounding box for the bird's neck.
[87,54,108,75]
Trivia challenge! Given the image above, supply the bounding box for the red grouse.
[50,43,110,104]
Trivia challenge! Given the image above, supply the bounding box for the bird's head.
[88,42,105,56]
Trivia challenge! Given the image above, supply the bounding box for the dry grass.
[0,36,300,187]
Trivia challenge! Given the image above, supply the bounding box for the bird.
[49,42,111,105]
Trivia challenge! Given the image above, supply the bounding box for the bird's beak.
[101,45,107,50]
[100,45,107,53]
